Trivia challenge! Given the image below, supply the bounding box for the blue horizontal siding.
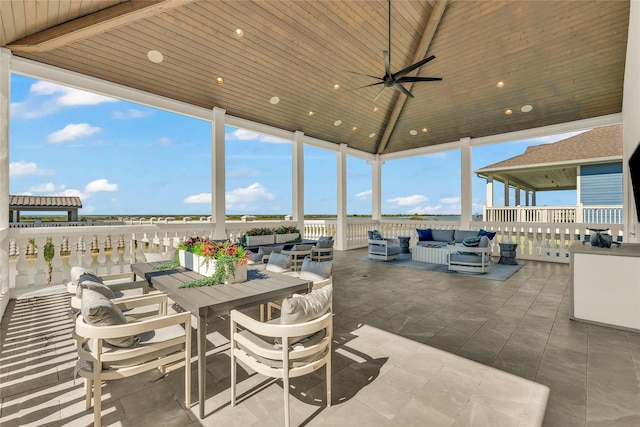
[580,162,623,205]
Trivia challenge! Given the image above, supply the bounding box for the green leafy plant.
[177,241,250,288]
[43,237,55,284]
[153,251,180,270]
[274,226,300,234]
[245,227,275,236]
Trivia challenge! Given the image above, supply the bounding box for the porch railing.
[2,218,625,301]
[483,205,623,224]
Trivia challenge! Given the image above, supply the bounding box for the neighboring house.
[9,195,82,223]
[475,125,622,222]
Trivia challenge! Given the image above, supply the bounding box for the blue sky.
[9,74,580,216]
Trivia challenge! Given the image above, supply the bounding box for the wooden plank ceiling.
[0,0,630,155]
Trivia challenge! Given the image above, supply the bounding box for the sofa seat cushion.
[450,253,484,264]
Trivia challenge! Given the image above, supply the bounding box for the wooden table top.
[132,262,311,316]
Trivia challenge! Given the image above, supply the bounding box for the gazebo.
[8,195,82,223]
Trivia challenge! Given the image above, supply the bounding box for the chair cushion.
[248,252,264,263]
[143,250,175,262]
[280,285,333,325]
[416,228,433,241]
[454,230,479,243]
[477,229,497,240]
[431,229,455,242]
[315,239,334,248]
[291,244,313,251]
[266,252,291,273]
[299,258,332,283]
[259,245,284,255]
[451,253,484,264]
[76,274,116,299]
[318,236,333,242]
[237,328,327,367]
[478,235,490,248]
[80,289,134,348]
[71,266,98,287]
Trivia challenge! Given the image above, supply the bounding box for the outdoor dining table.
[131,262,311,419]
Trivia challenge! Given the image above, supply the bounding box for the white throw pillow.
[280,285,333,325]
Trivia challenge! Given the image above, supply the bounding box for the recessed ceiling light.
[422,128,428,133]
[496,81,505,88]
[334,120,342,126]
[369,133,376,138]
[333,84,340,90]
[373,107,379,112]
[234,28,244,37]
[147,50,164,63]
[308,111,314,116]
[352,126,358,131]
[215,77,224,84]
[521,104,533,113]
[409,130,418,135]
[505,109,513,115]
[270,96,280,105]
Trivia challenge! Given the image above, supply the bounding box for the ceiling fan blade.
[345,70,383,80]
[393,82,414,98]
[383,50,392,78]
[396,76,443,83]
[347,81,386,92]
[373,86,386,103]
[393,55,436,80]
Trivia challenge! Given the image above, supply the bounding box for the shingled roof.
[9,195,82,208]
[476,125,622,172]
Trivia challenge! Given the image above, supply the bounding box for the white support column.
[576,165,582,205]
[211,107,226,240]
[623,0,640,242]
[0,48,11,316]
[371,155,382,220]
[504,180,510,206]
[485,174,494,208]
[515,185,521,206]
[460,138,472,229]
[292,131,305,234]
[532,191,537,206]
[336,144,348,250]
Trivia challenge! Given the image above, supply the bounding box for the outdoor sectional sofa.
[412,228,496,273]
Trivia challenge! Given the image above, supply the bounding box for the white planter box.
[275,233,300,244]
[197,260,248,284]
[246,235,275,246]
[178,250,197,270]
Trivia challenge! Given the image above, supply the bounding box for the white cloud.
[226,182,276,211]
[9,161,54,176]
[112,108,151,119]
[440,196,461,204]
[47,123,101,143]
[184,193,211,204]
[11,81,117,119]
[227,129,290,144]
[410,205,443,214]
[157,137,173,147]
[51,188,85,198]
[387,194,429,206]
[27,183,65,193]
[85,179,118,193]
[355,189,372,199]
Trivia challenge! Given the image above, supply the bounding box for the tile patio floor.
[1,248,639,426]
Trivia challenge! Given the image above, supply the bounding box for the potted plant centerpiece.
[274,225,301,244]
[177,240,251,288]
[243,227,275,246]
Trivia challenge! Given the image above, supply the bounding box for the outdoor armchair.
[74,292,191,427]
[68,266,149,311]
[230,285,333,427]
[367,230,401,261]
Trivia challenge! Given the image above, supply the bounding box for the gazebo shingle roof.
[9,195,82,208]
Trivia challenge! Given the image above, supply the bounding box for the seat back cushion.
[318,236,334,243]
[76,274,116,299]
[299,258,333,282]
[143,250,176,262]
[416,228,433,241]
[455,230,480,243]
[291,244,313,251]
[259,245,284,255]
[431,229,455,242]
[71,266,98,287]
[80,289,134,347]
[315,239,334,248]
[266,252,291,273]
[280,285,333,325]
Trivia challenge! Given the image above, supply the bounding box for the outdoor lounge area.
[2,248,639,426]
